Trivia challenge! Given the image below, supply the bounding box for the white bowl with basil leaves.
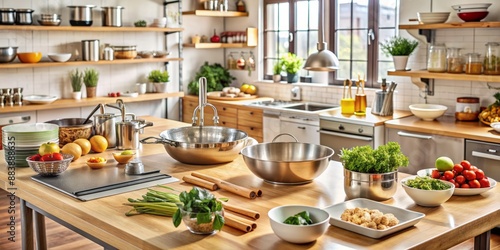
[268,205,330,244]
[401,176,454,207]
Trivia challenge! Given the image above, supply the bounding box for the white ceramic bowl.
[268,205,330,244]
[417,12,450,24]
[401,176,454,207]
[409,104,448,121]
[48,53,72,62]
[491,122,500,132]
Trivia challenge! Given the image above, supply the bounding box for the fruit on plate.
[435,156,454,171]
[61,142,82,161]
[73,138,91,155]
[39,142,60,156]
[479,92,500,124]
[430,159,491,188]
[89,135,108,153]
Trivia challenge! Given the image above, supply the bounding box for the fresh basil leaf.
[172,209,182,228]
[214,214,224,231]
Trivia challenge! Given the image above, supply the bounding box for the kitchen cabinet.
[280,112,320,145]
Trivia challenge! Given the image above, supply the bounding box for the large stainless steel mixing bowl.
[343,168,398,201]
[0,46,18,63]
[140,126,249,165]
[241,142,334,184]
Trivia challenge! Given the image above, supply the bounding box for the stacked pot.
[68,5,124,27]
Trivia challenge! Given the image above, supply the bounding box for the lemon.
[121,150,134,155]
[240,83,250,93]
[246,85,257,95]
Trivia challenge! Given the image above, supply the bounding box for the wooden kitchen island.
[0,116,498,250]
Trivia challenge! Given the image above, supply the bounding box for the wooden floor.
[0,189,498,250]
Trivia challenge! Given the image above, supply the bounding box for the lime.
[121,150,134,155]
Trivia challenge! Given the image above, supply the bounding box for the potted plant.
[148,69,170,93]
[280,53,303,83]
[272,61,282,83]
[187,62,236,96]
[83,68,99,98]
[380,36,419,71]
[69,69,83,100]
[340,142,409,201]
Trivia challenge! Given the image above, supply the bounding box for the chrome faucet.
[192,77,219,126]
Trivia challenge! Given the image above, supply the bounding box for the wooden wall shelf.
[0,58,183,69]
[182,10,248,17]
[388,70,500,82]
[0,92,185,114]
[0,25,183,33]
[399,21,500,30]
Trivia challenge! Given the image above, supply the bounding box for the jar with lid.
[464,53,482,74]
[427,43,447,72]
[446,47,463,73]
[455,97,480,121]
[484,42,500,75]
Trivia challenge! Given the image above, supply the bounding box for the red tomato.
[440,176,447,181]
[116,92,121,97]
[455,175,466,184]
[453,163,464,173]
[460,183,470,188]
[431,169,441,179]
[460,160,471,170]
[41,153,63,161]
[30,154,42,161]
[463,170,476,181]
[475,169,485,180]
[444,170,454,180]
[470,165,478,171]
[479,178,490,188]
[469,179,481,188]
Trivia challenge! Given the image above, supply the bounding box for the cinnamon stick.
[192,172,257,199]
[224,214,254,232]
[223,203,260,220]
[182,175,218,191]
[255,189,263,197]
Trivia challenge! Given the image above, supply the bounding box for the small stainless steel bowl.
[125,159,144,175]
[38,19,62,26]
[40,14,61,21]
[343,168,398,201]
[0,47,18,63]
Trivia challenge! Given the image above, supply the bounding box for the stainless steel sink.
[283,103,339,112]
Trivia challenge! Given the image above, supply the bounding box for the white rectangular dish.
[324,198,425,238]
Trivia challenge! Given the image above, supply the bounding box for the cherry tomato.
[460,160,471,170]
[444,170,454,180]
[479,178,490,188]
[440,176,447,181]
[431,169,441,179]
[460,183,470,188]
[455,175,466,184]
[470,165,478,171]
[453,163,463,173]
[475,169,485,180]
[469,179,481,188]
[463,170,476,181]
[116,92,121,97]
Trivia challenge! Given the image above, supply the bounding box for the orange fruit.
[246,85,257,95]
[89,135,108,153]
[61,142,82,161]
[73,138,91,155]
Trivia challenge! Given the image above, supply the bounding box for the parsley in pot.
[340,142,409,173]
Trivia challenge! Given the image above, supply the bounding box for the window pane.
[353,0,368,29]
[337,1,352,29]
[378,61,392,81]
[336,30,352,60]
[379,0,398,28]
[352,30,367,61]
[337,60,352,80]
[296,0,318,30]
[266,32,279,59]
[352,61,367,80]
[296,31,317,60]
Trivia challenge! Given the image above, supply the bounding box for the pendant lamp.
[303,0,339,71]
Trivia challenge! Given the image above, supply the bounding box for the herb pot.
[343,168,398,201]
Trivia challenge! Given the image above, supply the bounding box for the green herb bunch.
[380,36,419,56]
[83,68,99,87]
[69,69,83,92]
[280,52,303,74]
[340,141,409,173]
[148,70,170,83]
[173,187,224,231]
[273,61,282,75]
[187,62,236,95]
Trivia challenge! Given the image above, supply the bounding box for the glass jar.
[427,43,447,72]
[455,97,480,121]
[483,42,500,75]
[464,53,483,74]
[446,47,463,73]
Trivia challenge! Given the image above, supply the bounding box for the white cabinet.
[279,112,320,144]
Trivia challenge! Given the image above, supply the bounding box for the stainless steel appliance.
[386,128,464,174]
[320,116,384,161]
[465,139,500,181]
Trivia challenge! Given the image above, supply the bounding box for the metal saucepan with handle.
[140,126,252,165]
[240,133,335,185]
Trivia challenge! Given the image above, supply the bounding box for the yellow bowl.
[112,152,135,164]
[17,52,43,63]
[86,157,107,169]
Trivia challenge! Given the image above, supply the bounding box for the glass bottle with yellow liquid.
[354,79,367,116]
[341,79,355,114]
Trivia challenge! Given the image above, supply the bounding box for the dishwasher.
[465,139,500,181]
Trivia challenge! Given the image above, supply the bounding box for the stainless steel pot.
[81,39,99,61]
[241,133,334,184]
[343,168,398,201]
[140,126,249,165]
[116,120,152,150]
[101,6,124,27]
[15,9,34,25]
[0,8,15,25]
[68,5,95,26]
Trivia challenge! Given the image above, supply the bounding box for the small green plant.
[69,69,83,92]
[134,20,147,27]
[172,187,224,231]
[273,61,282,75]
[187,62,236,95]
[148,70,170,82]
[380,36,419,56]
[280,53,303,74]
[83,68,99,87]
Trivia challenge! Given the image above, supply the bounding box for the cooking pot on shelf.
[15,9,34,25]
[68,5,95,26]
[240,133,335,185]
[101,6,124,27]
[140,126,251,165]
[0,8,15,25]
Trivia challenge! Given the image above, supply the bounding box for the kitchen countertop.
[0,116,498,249]
[319,108,413,126]
[385,115,500,144]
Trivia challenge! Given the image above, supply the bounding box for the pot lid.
[0,8,15,12]
[15,9,34,13]
[101,6,125,9]
[67,5,96,8]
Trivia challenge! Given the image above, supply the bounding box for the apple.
[435,156,454,171]
[39,142,60,156]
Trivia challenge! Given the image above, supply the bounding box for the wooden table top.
[0,116,499,250]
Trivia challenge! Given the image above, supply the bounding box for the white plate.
[119,92,138,97]
[323,198,425,239]
[417,168,497,196]
[24,95,58,104]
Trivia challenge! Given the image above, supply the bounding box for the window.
[263,0,399,87]
[263,0,318,79]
